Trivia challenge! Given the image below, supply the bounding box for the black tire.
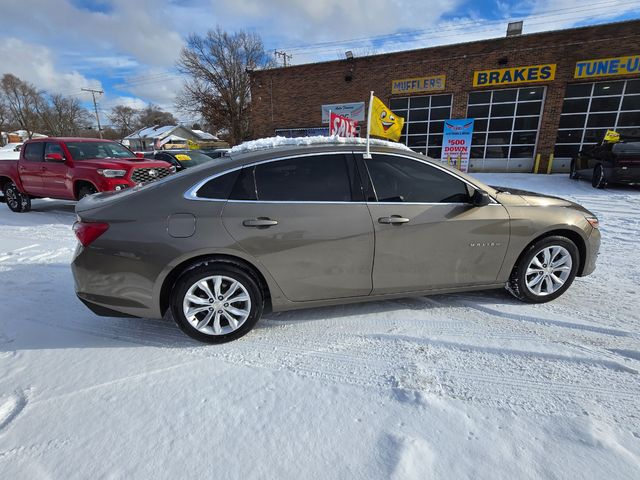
[78,184,98,199]
[4,181,31,213]
[569,160,579,180]
[592,164,605,189]
[171,262,264,344]
[507,235,580,304]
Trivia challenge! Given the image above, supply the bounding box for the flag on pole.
[369,95,404,142]
[330,112,358,138]
[364,92,405,159]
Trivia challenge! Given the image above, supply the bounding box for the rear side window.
[24,143,44,162]
[45,143,64,158]
[230,155,353,202]
[197,170,241,199]
[365,154,471,203]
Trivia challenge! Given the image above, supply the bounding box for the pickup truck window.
[65,141,135,161]
[24,142,44,162]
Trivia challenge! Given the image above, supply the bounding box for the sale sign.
[441,119,474,172]
[330,112,358,138]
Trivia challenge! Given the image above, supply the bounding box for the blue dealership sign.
[441,119,474,172]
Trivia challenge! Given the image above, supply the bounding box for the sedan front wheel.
[507,236,579,303]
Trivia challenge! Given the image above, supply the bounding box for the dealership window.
[555,79,640,159]
[274,127,331,137]
[389,94,453,158]
[466,86,544,169]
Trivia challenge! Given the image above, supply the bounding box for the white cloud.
[0,37,102,98]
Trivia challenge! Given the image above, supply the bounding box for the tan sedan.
[72,139,600,343]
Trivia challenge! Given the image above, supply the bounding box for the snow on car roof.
[230,135,412,155]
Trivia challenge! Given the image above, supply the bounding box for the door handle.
[242,218,278,228]
[378,215,410,225]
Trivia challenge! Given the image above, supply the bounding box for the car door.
[41,142,73,199]
[17,142,45,195]
[222,152,375,302]
[360,153,510,294]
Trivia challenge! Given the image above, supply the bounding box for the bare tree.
[134,105,177,130]
[177,28,274,145]
[39,94,91,136]
[0,74,43,139]
[108,105,139,138]
[0,97,11,146]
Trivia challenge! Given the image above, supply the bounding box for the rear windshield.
[170,151,213,167]
[65,141,135,161]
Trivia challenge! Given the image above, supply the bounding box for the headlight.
[586,216,599,229]
[97,169,126,178]
[169,165,177,173]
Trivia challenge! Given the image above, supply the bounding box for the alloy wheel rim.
[182,275,251,335]
[6,187,18,209]
[525,246,572,296]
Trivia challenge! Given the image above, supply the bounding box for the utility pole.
[274,50,292,67]
[82,88,104,138]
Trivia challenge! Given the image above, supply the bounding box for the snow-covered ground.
[1,174,639,479]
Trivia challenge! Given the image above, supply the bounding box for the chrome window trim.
[184,149,499,206]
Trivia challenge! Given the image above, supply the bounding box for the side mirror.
[472,189,491,207]
[135,152,145,158]
[45,153,65,162]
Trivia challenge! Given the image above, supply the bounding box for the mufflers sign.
[473,64,556,87]
[391,75,446,94]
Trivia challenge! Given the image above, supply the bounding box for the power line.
[274,50,293,67]
[277,1,640,55]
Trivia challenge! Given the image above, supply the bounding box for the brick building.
[249,20,640,172]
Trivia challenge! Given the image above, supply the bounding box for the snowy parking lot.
[1,173,639,479]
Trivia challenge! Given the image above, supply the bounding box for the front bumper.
[581,226,601,276]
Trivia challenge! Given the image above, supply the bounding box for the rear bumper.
[77,295,140,318]
[606,166,640,185]
[71,243,161,319]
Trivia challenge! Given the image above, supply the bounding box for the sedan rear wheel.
[171,263,263,343]
[507,236,579,303]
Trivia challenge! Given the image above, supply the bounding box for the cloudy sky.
[1,0,638,124]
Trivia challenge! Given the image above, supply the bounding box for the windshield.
[65,141,135,161]
[171,151,213,167]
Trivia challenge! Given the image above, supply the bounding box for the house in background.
[1,130,47,145]
[123,125,229,151]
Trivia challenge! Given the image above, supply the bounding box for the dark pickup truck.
[570,136,640,188]
[0,137,175,212]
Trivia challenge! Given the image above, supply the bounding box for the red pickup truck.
[0,137,175,212]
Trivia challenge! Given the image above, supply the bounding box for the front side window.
[230,154,353,202]
[365,154,470,203]
[24,142,44,162]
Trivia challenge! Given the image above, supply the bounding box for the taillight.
[73,221,109,247]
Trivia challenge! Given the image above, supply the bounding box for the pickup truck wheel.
[4,182,31,213]
[78,184,98,199]
[592,164,605,189]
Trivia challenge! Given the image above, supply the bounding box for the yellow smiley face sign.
[370,95,405,142]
